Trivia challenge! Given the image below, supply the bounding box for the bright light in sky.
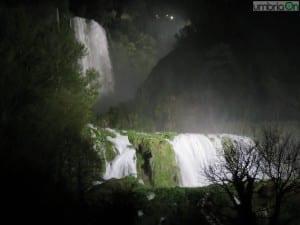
[170,15,174,20]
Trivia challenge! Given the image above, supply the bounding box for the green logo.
[285,1,299,10]
[253,1,299,11]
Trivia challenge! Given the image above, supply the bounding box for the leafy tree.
[0,6,101,219]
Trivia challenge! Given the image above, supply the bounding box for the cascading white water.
[169,134,255,187]
[95,128,255,187]
[72,17,114,96]
[103,129,137,180]
[170,134,222,187]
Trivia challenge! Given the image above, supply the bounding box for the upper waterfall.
[72,17,114,96]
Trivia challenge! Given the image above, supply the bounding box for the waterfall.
[103,129,137,180]
[169,134,255,187]
[170,134,222,187]
[72,17,114,96]
[94,128,255,187]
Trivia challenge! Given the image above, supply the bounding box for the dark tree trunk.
[269,196,282,225]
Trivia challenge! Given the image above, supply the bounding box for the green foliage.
[95,128,117,163]
[221,136,235,149]
[84,126,116,176]
[0,6,101,199]
[155,131,177,140]
[96,105,156,131]
[84,126,175,185]
[86,181,229,225]
[83,69,101,103]
[128,131,179,187]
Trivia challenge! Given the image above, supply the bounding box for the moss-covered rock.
[128,131,179,187]
[86,125,117,176]
[221,136,235,149]
[155,131,177,140]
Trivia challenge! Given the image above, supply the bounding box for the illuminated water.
[99,129,254,187]
[103,129,137,180]
[170,134,221,187]
[72,17,114,96]
[170,134,255,187]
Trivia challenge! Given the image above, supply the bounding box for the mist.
[94,0,300,134]
[94,5,188,112]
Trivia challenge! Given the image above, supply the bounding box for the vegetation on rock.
[127,131,179,187]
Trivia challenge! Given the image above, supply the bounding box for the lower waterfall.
[102,129,137,180]
[170,134,255,187]
[170,134,222,187]
[94,128,255,187]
